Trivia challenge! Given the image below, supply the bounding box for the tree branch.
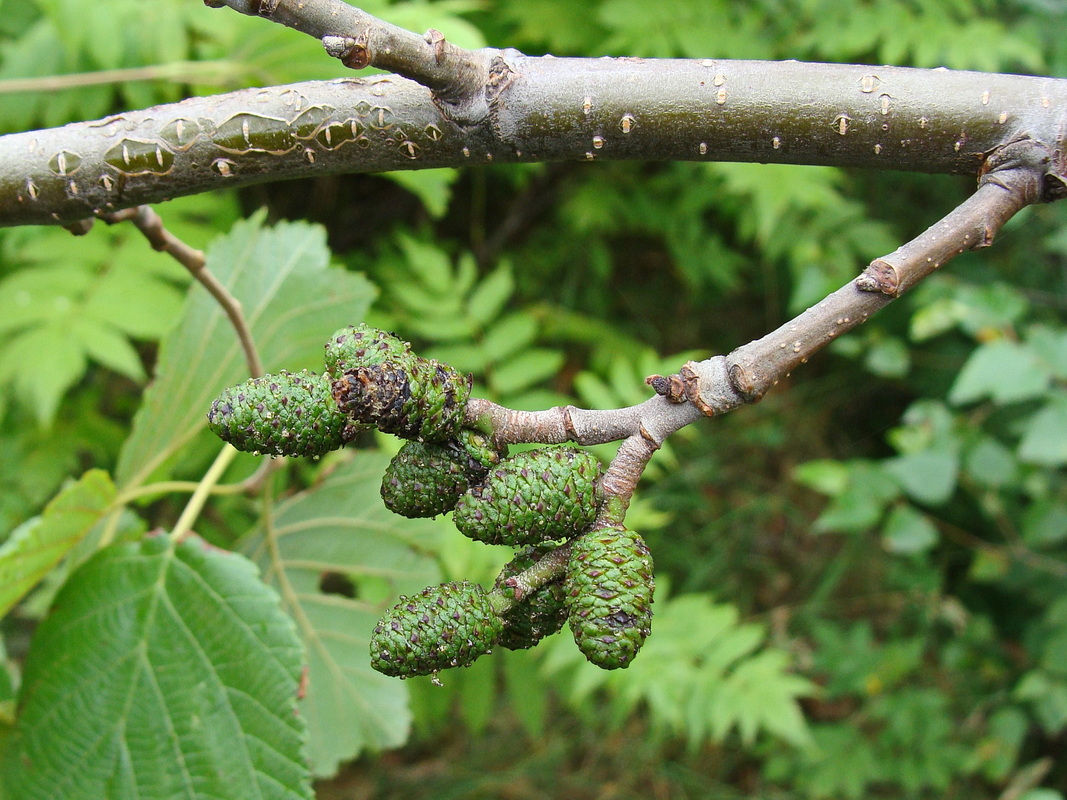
[3,58,1065,227]
[467,142,1044,520]
[205,0,492,118]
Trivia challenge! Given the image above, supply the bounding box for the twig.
[116,457,282,504]
[0,61,238,94]
[470,139,1047,527]
[206,0,492,120]
[685,137,1048,412]
[100,205,265,378]
[170,445,240,542]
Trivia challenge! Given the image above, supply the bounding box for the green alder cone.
[380,441,473,518]
[207,370,363,457]
[493,548,567,650]
[452,447,602,546]
[332,357,472,442]
[565,527,654,670]
[324,323,415,375]
[370,581,504,678]
[380,432,503,518]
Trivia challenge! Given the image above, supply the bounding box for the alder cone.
[380,440,474,518]
[370,581,504,678]
[207,370,361,457]
[324,323,414,375]
[565,527,654,670]
[492,548,567,650]
[452,447,602,546]
[332,358,472,442]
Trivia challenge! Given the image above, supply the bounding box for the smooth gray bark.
[2,57,1065,227]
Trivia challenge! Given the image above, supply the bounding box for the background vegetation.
[1,0,1066,797]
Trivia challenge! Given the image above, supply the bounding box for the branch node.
[638,424,658,446]
[561,405,579,442]
[425,29,446,64]
[253,0,280,16]
[486,52,518,104]
[856,258,902,297]
[979,136,1054,203]
[62,219,94,236]
[645,373,686,403]
[724,360,763,404]
[679,362,716,416]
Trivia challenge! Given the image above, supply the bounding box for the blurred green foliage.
[1,0,1067,798]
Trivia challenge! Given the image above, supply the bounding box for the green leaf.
[964,436,1018,488]
[116,214,376,488]
[0,470,114,619]
[1018,394,1067,466]
[2,535,310,800]
[396,235,456,297]
[865,336,910,378]
[793,459,850,497]
[0,264,91,337]
[242,453,440,777]
[68,317,145,382]
[466,263,514,328]
[502,649,550,738]
[457,656,497,735]
[949,340,1051,406]
[910,297,968,342]
[1028,326,1067,380]
[1021,791,1065,800]
[707,650,813,746]
[0,323,87,427]
[813,461,900,533]
[382,169,458,219]
[0,221,190,426]
[882,505,939,555]
[884,450,958,506]
[970,549,1010,582]
[488,348,565,397]
[544,592,811,747]
[1015,671,1067,735]
[81,259,186,341]
[1023,500,1067,548]
[480,312,539,364]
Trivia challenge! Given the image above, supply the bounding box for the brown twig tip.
[645,373,687,403]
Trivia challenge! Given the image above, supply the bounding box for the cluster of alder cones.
[208,324,654,675]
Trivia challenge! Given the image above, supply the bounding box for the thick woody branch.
[3,60,1066,227]
[205,0,492,119]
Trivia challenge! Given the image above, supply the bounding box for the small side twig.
[100,205,264,378]
[687,138,1048,412]
[206,0,494,121]
[470,140,1048,539]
